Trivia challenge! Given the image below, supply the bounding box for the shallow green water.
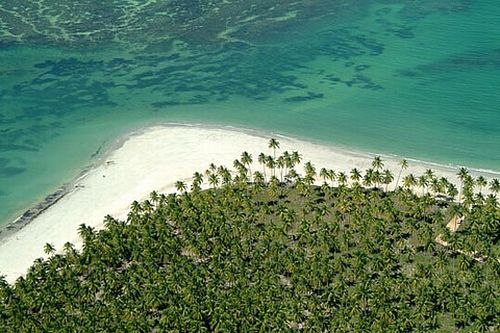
[1,0,500,224]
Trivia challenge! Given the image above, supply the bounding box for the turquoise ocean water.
[1,0,499,225]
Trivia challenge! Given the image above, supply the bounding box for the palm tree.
[78,223,95,244]
[3,147,499,332]
[62,242,76,257]
[266,155,276,178]
[304,161,316,180]
[268,138,280,160]
[403,174,417,192]
[372,156,384,171]
[44,243,56,256]
[382,169,394,192]
[327,169,337,187]
[192,172,204,191]
[304,164,316,186]
[457,167,469,200]
[208,173,219,188]
[319,168,329,184]
[489,178,500,197]
[395,159,408,190]
[372,170,382,189]
[276,156,285,182]
[475,192,485,206]
[363,168,374,188]
[461,175,475,203]
[205,163,217,177]
[290,151,302,170]
[430,178,441,196]
[241,151,253,181]
[285,169,299,184]
[253,171,265,185]
[438,177,449,195]
[418,175,428,195]
[149,190,160,206]
[218,166,232,186]
[424,168,435,182]
[233,159,248,183]
[350,168,362,185]
[337,172,348,187]
[475,175,487,193]
[281,151,291,176]
[258,152,267,182]
[175,180,187,193]
[485,194,497,208]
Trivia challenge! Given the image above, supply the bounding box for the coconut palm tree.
[418,175,429,195]
[268,138,280,159]
[205,162,217,177]
[337,172,348,187]
[284,168,298,183]
[218,166,232,186]
[372,170,382,189]
[382,169,394,192]
[191,171,204,192]
[403,174,417,193]
[363,168,374,188]
[208,173,219,188]
[303,161,316,186]
[253,171,265,185]
[350,168,362,185]
[430,178,441,196]
[44,243,56,256]
[372,156,384,171]
[304,161,316,179]
[475,175,487,193]
[437,177,449,195]
[265,155,276,178]
[175,180,187,193]
[2,146,498,332]
[319,168,329,184]
[291,151,302,168]
[424,168,435,183]
[276,156,286,182]
[457,167,469,199]
[327,169,336,188]
[395,159,408,190]
[233,159,245,174]
[241,151,253,181]
[258,152,267,182]
[489,178,500,197]
[281,151,291,176]
[461,175,475,203]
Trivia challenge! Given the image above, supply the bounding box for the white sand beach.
[0,124,497,283]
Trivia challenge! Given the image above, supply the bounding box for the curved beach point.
[0,124,496,283]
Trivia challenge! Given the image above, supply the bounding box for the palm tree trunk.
[395,167,402,190]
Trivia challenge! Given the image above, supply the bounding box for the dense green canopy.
[0,151,499,332]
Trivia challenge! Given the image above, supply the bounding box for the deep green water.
[1,0,500,224]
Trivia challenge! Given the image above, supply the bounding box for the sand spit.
[0,124,498,283]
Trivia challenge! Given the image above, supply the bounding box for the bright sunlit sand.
[0,124,497,283]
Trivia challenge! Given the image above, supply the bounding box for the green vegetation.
[0,141,499,332]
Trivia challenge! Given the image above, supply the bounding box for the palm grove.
[0,139,499,332]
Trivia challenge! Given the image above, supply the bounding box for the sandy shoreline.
[0,124,498,283]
